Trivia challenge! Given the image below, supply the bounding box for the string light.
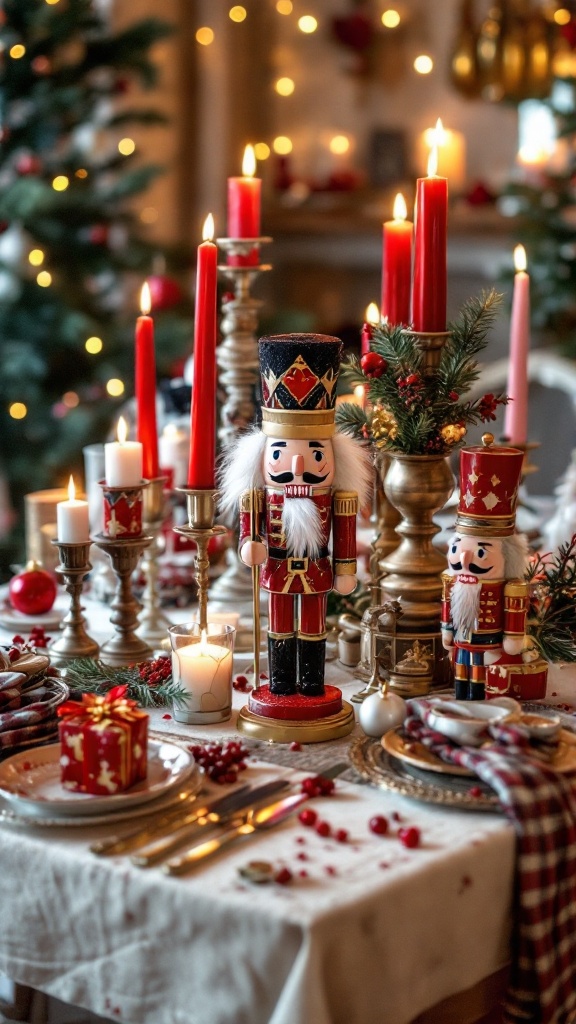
[273,136,293,155]
[140,206,159,224]
[9,45,26,59]
[329,135,350,155]
[229,6,247,22]
[382,9,401,28]
[9,402,27,420]
[298,15,318,33]
[275,77,295,96]
[45,0,61,5]
[28,249,45,266]
[276,0,293,12]
[63,391,79,408]
[196,27,215,45]
[106,379,125,397]
[554,8,571,25]
[75,168,88,179]
[52,175,69,191]
[37,271,52,287]
[414,55,434,74]
[118,138,135,156]
[85,336,103,354]
[254,142,271,160]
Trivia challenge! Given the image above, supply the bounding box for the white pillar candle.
[57,476,90,543]
[104,416,143,487]
[172,631,233,714]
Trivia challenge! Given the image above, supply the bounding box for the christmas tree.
[0,0,193,576]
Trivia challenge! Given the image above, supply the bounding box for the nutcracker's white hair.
[218,426,373,525]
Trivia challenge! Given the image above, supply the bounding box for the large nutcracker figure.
[441,433,530,701]
[220,333,371,717]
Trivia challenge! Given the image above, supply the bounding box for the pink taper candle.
[504,245,530,446]
[187,214,218,489]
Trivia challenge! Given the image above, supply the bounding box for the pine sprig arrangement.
[336,290,508,456]
[525,536,576,663]
[63,657,189,709]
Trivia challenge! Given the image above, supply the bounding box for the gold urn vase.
[379,452,455,697]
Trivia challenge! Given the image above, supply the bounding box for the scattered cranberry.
[335,829,348,844]
[162,713,172,720]
[379,862,390,870]
[274,867,293,886]
[369,815,389,836]
[315,820,331,838]
[233,674,251,693]
[289,741,302,752]
[300,774,336,797]
[325,865,337,876]
[298,808,317,827]
[187,740,251,783]
[296,851,309,861]
[298,870,309,878]
[295,836,306,845]
[398,826,421,849]
[468,786,483,799]
[391,811,403,822]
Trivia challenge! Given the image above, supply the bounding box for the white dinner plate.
[0,740,198,819]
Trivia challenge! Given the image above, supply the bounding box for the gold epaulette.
[239,489,264,514]
[504,579,529,598]
[333,491,358,516]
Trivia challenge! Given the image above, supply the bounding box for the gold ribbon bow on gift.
[57,684,143,726]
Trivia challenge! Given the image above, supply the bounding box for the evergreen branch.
[63,658,189,709]
[335,402,368,440]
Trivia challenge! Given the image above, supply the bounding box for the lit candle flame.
[140,281,151,316]
[242,143,256,178]
[434,117,446,145]
[514,244,527,273]
[354,384,366,405]
[365,302,380,325]
[199,628,208,654]
[393,192,407,221]
[202,213,215,242]
[427,143,438,177]
[117,415,128,445]
[68,474,76,502]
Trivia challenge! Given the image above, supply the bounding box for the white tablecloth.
[1,598,575,1024]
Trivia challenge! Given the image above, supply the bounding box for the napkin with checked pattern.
[0,671,62,751]
[405,699,576,1024]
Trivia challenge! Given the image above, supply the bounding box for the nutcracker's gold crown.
[259,333,342,439]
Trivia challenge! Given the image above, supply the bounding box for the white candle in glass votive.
[173,630,233,713]
[104,415,143,487]
[57,475,90,543]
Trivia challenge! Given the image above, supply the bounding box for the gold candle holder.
[137,476,173,648]
[93,533,154,667]
[208,236,272,626]
[48,540,99,669]
[173,488,228,631]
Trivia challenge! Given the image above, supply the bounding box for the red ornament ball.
[9,564,57,616]
[15,154,42,177]
[88,225,109,246]
[147,275,184,311]
[360,352,387,378]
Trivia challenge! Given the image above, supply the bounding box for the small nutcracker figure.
[221,333,372,704]
[441,433,530,701]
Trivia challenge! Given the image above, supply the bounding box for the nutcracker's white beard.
[450,578,482,639]
[282,497,323,559]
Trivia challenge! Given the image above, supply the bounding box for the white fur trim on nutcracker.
[501,533,530,580]
[282,497,323,559]
[331,431,373,507]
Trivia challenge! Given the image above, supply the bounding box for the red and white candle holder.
[100,480,145,539]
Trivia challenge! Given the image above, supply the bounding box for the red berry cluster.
[397,372,425,409]
[369,814,421,848]
[187,740,250,784]
[477,392,500,422]
[138,656,171,686]
[11,627,51,649]
[298,807,348,843]
[424,434,445,454]
[360,351,387,378]
[300,774,336,797]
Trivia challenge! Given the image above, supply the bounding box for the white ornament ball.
[358,689,407,738]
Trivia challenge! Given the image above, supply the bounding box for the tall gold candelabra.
[48,540,99,669]
[173,489,228,631]
[208,236,271,628]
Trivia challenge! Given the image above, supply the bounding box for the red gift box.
[57,685,148,795]
[485,656,548,701]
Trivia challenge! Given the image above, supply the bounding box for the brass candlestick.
[48,540,99,668]
[93,533,153,666]
[137,476,173,648]
[208,236,272,625]
[173,488,228,631]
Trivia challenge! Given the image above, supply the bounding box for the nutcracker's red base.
[485,657,548,701]
[248,684,343,721]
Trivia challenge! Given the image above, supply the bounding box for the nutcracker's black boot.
[297,638,326,697]
[268,635,297,695]
[454,678,485,701]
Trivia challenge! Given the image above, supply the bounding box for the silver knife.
[90,783,252,857]
[163,791,309,876]
[130,778,291,867]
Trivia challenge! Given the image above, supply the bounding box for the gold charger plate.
[382,726,576,777]
[348,735,500,812]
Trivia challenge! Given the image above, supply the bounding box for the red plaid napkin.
[406,699,576,1024]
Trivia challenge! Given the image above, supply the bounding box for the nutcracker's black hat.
[258,333,342,438]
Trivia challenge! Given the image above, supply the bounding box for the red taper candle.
[227,144,261,267]
[187,214,218,489]
[135,281,159,479]
[382,192,412,327]
[412,141,448,333]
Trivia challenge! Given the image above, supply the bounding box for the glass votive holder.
[169,622,236,725]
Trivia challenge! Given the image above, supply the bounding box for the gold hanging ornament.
[370,405,398,447]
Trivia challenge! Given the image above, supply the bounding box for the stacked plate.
[0,647,68,758]
[0,740,201,827]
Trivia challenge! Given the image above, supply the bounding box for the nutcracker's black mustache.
[450,560,493,575]
[269,471,329,484]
